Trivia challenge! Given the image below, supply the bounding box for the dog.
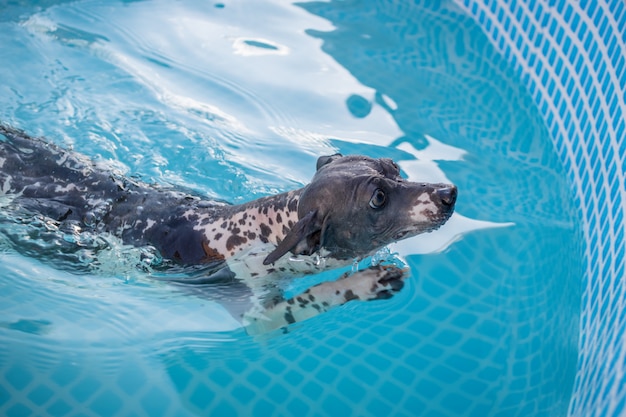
[0,125,456,333]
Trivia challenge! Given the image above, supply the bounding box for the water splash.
[371,246,393,266]
[351,258,359,273]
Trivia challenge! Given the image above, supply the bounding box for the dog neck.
[192,189,304,261]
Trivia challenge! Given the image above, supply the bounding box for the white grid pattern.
[456,1,626,415]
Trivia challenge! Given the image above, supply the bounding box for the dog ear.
[316,154,342,171]
[263,210,323,265]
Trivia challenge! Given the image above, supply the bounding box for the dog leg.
[243,265,408,334]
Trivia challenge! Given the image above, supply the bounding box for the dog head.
[263,154,456,264]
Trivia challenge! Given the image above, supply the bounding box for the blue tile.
[70,376,101,403]
[578,21,588,40]
[563,4,574,22]
[47,399,72,417]
[89,390,122,417]
[26,384,53,407]
[165,363,192,393]
[571,11,581,31]
[261,357,287,376]
[586,0,598,21]
[212,400,237,417]
[209,368,233,386]
[246,370,271,389]
[316,364,338,384]
[441,392,473,414]
[267,384,289,404]
[322,393,352,416]
[231,385,255,405]
[252,399,275,417]
[414,377,441,400]
[189,383,214,410]
[301,380,323,401]
[4,365,32,390]
[337,376,367,402]
[446,353,479,373]
[286,398,309,415]
[6,403,32,417]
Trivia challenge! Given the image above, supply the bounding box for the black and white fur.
[0,125,456,333]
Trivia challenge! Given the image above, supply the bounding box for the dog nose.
[436,185,457,206]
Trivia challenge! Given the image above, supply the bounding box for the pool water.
[0,1,583,416]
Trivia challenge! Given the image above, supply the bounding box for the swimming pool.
[0,1,622,416]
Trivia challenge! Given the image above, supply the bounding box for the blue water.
[0,1,583,416]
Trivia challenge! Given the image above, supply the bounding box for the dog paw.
[338,265,408,302]
[370,265,408,299]
[366,265,408,300]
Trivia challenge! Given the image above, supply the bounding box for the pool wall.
[456,1,625,416]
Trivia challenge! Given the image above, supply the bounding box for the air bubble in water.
[351,259,359,273]
[371,246,392,266]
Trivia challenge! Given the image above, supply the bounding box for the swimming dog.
[0,125,456,333]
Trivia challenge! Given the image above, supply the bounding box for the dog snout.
[436,185,457,206]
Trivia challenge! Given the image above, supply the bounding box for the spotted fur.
[0,125,456,333]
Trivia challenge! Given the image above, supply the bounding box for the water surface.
[0,1,582,416]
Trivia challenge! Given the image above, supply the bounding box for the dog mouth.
[391,221,447,241]
[392,186,457,241]
[393,230,412,240]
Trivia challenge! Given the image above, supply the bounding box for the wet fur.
[0,125,456,333]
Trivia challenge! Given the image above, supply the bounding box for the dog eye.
[369,189,386,209]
